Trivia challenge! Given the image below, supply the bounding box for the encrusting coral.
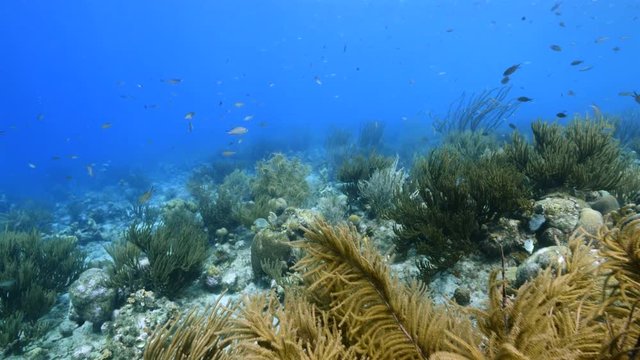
[143,213,640,359]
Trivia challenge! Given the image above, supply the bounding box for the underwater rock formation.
[69,268,116,330]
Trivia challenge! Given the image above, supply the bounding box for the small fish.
[594,36,609,44]
[567,90,575,96]
[501,76,510,84]
[0,130,5,136]
[184,112,195,120]
[517,96,533,102]
[28,163,36,169]
[612,46,621,52]
[37,113,45,121]
[138,187,154,204]
[343,44,347,52]
[550,2,561,12]
[222,151,236,157]
[445,28,454,33]
[550,44,562,52]
[556,112,567,118]
[503,64,521,77]
[144,104,158,110]
[570,60,583,66]
[508,123,517,130]
[101,122,113,129]
[69,154,79,160]
[314,76,323,85]
[578,65,593,72]
[633,92,640,104]
[618,91,634,97]
[65,176,73,181]
[163,78,182,85]
[86,165,94,177]
[590,104,603,118]
[0,279,16,290]
[243,115,254,121]
[558,21,566,27]
[51,156,61,160]
[259,121,268,128]
[188,121,193,133]
[227,126,248,135]
[234,102,245,108]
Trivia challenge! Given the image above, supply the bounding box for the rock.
[515,246,570,287]
[480,218,527,257]
[528,214,546,232]
[453,287,471,306]
[69,268,116,329]
[578,208,604,236]
[59,318,78,337]
[539,227,566,246]
[72,344,94,360]
[589,191,620,215]
[203,264,224,292]
[24,347,48,360]
[536,196,581,233]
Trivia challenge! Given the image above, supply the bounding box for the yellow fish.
[184,112,195,120]
[243,115,254,121]
[222,151,236,157]
[138,187,154,204]
[101,122,112,129]
[227,126,248,135]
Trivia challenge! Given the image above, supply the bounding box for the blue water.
[1,0,639,201]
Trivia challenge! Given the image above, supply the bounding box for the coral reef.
[252,153,311,207]
[390,147,530,279]
[337,153,394,206]
[143,215,640,359]
[107,214,208,299]
[357,157,406,218]
[507,117,640,197]
[0,231,85,353]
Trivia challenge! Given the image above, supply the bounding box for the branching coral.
[252,153,311,207]
[390,148,529,279]
[432,86,519,135]
[357,157,406,217]
[0,231,85,352]
[108,214,208,299]
[337,153,394,206]
[507,117,639,197]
